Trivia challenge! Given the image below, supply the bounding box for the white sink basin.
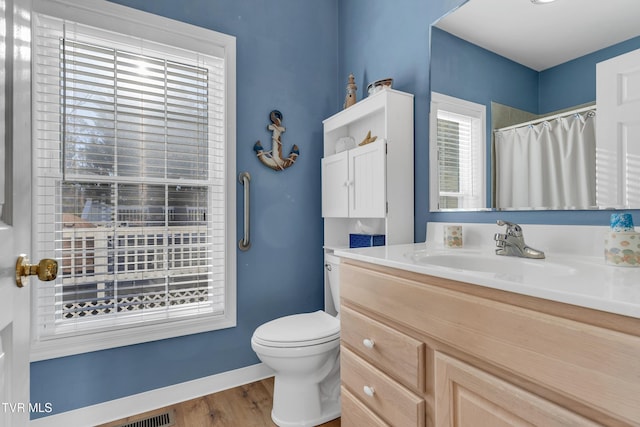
[333,225,640,319]
[407,251,577,278]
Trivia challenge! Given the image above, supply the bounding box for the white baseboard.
[30,363,274,427]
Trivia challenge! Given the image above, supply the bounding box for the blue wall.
[31,0,339,418]
[431,27,538,113]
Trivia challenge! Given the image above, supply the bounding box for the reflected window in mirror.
[430,92,486,211]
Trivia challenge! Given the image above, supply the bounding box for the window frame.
[429,92,486,211]
[30,0,237,361]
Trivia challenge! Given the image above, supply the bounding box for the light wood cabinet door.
[434,352,602,427]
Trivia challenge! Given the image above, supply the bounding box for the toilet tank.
[324,253,341,315]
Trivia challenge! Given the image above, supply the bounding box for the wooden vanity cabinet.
[339,259,640,427]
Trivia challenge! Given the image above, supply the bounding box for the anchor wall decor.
[253,110,299,171]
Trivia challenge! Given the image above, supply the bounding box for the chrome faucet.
[494,220,545,259]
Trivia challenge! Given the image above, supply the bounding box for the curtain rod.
[494,105,596,132]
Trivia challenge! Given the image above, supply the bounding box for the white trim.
[30,363,273,427]
[32,0,234,57]
[30,315,236,362]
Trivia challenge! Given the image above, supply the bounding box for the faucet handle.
[496,220,522,237]
[494,233,507,248]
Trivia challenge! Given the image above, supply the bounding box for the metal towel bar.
[238,172,251,251]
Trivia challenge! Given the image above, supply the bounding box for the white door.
[0,1,34,426]
[596,48,640,207]
[349,140,386,218]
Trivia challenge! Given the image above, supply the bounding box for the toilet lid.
[253,311,340,348]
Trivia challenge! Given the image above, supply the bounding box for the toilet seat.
[252,311,340,348]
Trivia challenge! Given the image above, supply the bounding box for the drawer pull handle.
[362,338,375,349]
[363,385,375,397]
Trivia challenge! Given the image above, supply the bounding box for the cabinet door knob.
[362,338,375,349]
[363,385,375,397]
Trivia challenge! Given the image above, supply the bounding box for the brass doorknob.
[16,255,58,288]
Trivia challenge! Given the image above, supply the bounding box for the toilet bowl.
[251,254,341,427]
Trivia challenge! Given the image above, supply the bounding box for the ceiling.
[434,0,640,71]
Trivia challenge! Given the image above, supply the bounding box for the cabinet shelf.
[323,88,411,133]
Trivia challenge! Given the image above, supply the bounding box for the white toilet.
[251,254,341,427]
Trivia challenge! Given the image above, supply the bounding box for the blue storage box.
[349,233,386,248]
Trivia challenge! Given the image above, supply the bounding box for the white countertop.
[334,223,640,319]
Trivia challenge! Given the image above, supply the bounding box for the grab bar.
[238,171,251,251]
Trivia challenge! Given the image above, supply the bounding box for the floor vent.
[114,410,176,427]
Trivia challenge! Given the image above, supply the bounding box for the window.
[31,0,236,360]
[429,93,485,211]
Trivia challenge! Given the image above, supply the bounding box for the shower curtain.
[494,111,596,209]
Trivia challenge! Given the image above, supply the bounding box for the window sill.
[30,311,236,361]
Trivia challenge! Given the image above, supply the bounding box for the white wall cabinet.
[322,140,386,218]
[321,89,414,252]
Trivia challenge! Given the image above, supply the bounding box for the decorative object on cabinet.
[367,78,393,96]
[253,110,299,171]
[335,136,356,154]
[358,130,378,146]
[344,73,357,109]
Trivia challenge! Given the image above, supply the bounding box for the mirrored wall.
[429,0,640,211]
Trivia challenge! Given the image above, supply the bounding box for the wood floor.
[98,377,341,427]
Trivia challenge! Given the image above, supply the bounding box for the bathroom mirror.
[429,0,640,211]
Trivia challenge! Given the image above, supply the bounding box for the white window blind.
[437,110,476,209]
[33,13,229,349]
[431,93,485,210]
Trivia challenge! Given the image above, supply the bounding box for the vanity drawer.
[341,386,390,427]
[341,346,425,427]
[341,305,425,391]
